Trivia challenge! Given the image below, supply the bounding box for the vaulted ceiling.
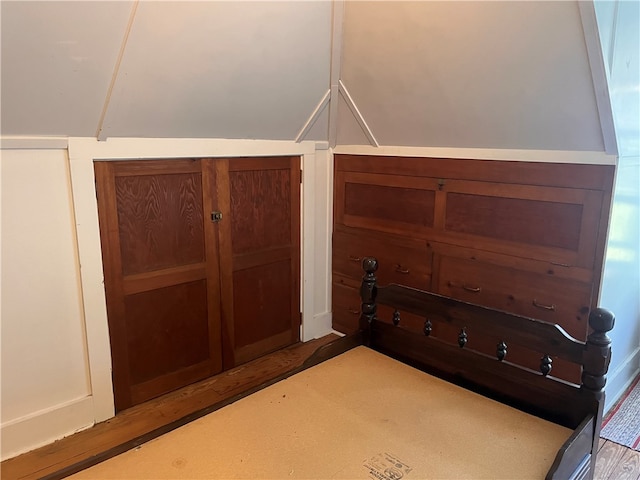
[1,1,613,151]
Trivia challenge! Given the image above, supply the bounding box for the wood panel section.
[0,336,339,480]
[124,280,209,387]
[333,229,431,289]
[335,154,615,190]
[114,171,205,275]
[445,192,582,250]
[94,159,222,411]
[216,156,301,368]
[332,154,615,352]
[435,254,592,341]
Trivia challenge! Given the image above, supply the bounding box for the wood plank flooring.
[2,333,639,480]
[596,438,640,480]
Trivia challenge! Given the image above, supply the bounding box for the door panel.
[95,159,222,412]
[216,157,301,367]
[114,172,205,275]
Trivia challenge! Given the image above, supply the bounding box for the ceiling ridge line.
[95,1,139,141]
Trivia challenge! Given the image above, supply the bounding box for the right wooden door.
[215,157,301,368]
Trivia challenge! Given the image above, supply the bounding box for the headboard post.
[581,308,615,401]
[360,257,378,346]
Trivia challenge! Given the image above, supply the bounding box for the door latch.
[211,211,223,223]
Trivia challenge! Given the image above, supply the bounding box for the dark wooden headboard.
[359,257,614,431]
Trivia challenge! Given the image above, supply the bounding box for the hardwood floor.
[2,333,638,480]
[596,438,640,480]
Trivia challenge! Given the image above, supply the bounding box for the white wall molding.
[70,137,317,159]
[579,1,619,156]
[295,89,331,143]
[338,80,379,148]
[333,145,617,165]
[96,1,139,141]
[328,0,344,148]
[0,396,93,460]
[67,137,323,422]
[1,136,69,150]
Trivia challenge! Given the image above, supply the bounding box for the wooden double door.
[95,157,301,411]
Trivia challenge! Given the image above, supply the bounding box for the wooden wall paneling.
[340,171,438,237]
[217,156,301,367]
[213,159,235,370]
[335,154,614,190]
[201,160,224,377]
[94,159,223,411]
[331,154,615,368]
[94,161,132,411]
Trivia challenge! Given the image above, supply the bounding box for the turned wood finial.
[582,308,615,399]
[360,257,378,341]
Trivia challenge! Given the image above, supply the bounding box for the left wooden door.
[95,159,223,412]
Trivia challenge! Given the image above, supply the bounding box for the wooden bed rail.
[359,257,614,428]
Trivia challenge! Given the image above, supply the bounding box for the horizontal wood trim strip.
[111,159,201,176]
[335,155,615,191]
[130,361,213,405]
[233,246,291,272]
[234,330,296,366]
[344,171,440,190]
[428,241,593,283]
[370,321,590,428]
[123,263,207,295]
[375,284,586,364]
[223,156,298,171]
[445,179,590,203]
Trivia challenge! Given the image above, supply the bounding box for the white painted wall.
[594,0,640,411]
[338,1,606,151]
[0,1,133,136]
[1,1,332,142]
[0,138,335,460]
[0,148,94,459]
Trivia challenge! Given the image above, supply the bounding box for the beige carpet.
[71,347,572,479]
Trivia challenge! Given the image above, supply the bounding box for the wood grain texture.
[94,161,133,410]
[595,440,630,479]
[335,154,616,191]
[436,254,592,342]
[0,336,339,480]
[331,155,614,353]
[232,260,292,349]
[344,182,436,227]
[229,168,291,254]
[218,156,301,367]
[115,172,204,275]
[94,159,221,411]
[124,280,210,385]
[445,192,583,250]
